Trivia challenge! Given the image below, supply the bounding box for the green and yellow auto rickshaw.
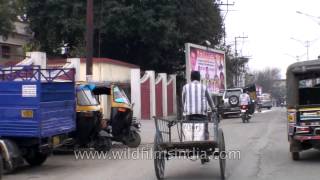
[287,60,320,160]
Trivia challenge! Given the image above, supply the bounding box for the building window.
[1,45,10,59]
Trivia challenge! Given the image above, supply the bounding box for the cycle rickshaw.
[153,112,226,180]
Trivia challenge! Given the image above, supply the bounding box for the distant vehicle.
[221,88,243,118]
[258,93,272,110]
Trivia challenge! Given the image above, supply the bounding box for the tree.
[248,67,285,100]
[0,0,24,38]
[23,0,86,56]
[22,0,224,73]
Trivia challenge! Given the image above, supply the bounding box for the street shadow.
[300,150,320,162]
[165,169,221,180]
[5,163,67,175]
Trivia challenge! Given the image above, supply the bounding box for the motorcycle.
[92,83,141,148]
[240,105,251,123]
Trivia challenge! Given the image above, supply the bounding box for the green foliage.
[23,0,86,55]
[250,67,285,99]
[0,0,23,38]
[22,0,223,73]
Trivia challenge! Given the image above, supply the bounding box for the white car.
[221,88,243,118]
[258,93,272,109]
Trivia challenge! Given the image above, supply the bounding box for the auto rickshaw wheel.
[124,131,141,148]
[94,136,112,152]
[25,150,48,166]
[291,152,300,161]
[218,128,226,180]
[154,134,165,180]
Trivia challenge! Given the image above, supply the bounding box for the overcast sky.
[223,0,320,78]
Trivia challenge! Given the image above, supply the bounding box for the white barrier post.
[159,73,167,117]
[146,70,156,119]
[67,58,81,81]
[170,74,177,114]
[131,69,141,119]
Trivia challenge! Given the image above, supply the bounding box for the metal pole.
[86,0,93,82]
[234,36,248,87]
[306,41,310,60]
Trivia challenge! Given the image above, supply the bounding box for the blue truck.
[0,66,76,175]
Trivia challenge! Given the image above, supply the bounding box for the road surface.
[4,108,320,180]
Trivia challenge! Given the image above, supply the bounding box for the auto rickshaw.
[287,60,320,160]
[57,83,111,151]
[91,83,141,148]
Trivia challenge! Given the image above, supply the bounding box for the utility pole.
[234,35,248,87]
[86,0,93,82]
[234,36,248,57]
[217,0,235,45]
[290,37,319,61]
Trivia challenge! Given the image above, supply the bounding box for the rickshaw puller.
[182,71,216,121]
[182,71,216,163]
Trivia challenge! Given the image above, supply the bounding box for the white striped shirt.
[182,81,215,115]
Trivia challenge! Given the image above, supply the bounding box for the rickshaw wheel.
[291,152,300,161]
[154,134,165,180]
[218,128,226,180]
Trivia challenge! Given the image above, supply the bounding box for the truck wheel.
[25,151,48,166]
[0,154,3,180]
[291,152,300,161]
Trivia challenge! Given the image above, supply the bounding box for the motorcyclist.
[239,90,251,107]
[240,90,254,116]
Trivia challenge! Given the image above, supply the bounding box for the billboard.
[185,43,226,94]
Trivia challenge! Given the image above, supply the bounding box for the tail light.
[296,126,310,134]
[118,107,127,112]
[241,105,248,109]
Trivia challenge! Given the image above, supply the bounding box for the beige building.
[0,22,32,63]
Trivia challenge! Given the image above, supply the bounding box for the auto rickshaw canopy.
[286,60,320,108]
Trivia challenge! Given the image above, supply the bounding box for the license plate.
[241,110,246,113]
[53,136,60,146]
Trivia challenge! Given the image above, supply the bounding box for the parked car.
[221,88,243,118]
[258,93,272,109]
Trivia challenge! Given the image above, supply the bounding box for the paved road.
[4,108,320,180]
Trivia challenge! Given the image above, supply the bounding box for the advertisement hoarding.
[185,43,226,94]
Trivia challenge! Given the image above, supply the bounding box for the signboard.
[256,85,263,96]
[185,43,226,94]
[22,85,37,97]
